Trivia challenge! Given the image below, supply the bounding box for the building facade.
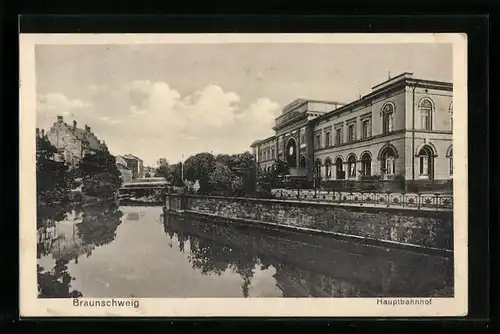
[250,73,453,191]
[45,116,108,166]
[116,156,133,183]
[119,154,144,179]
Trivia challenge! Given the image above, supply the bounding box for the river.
[36,201,454,298]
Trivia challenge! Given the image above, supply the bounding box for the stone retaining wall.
[164,194,453,252]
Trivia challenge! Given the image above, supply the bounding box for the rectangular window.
[335,128,342,145]
[419,156,429,175]
[386,159,394,174]
[383,113,393,134]
[362,119,370,139]
[325,132,331,147]
[300,134,306,145]
[348,124,356,142]
[315,134,321,149]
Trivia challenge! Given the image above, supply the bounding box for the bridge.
[120,178,169,190]
[118,178,170,200]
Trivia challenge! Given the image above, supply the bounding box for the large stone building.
[45,116,108,166]
[250,73,454,191]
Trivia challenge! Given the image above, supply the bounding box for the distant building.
[118,154,144,179]
[46,116,108,166]
[115,155,133,183]
[251,73,453,192]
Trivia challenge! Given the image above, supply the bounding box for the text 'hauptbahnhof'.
[250,73,453,192]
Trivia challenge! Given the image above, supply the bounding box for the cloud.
[37,92,92,113]
[36,92,94,130]
[37,81,282,166]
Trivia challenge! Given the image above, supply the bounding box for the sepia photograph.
[19,33,468,317]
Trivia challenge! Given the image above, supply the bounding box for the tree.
[208,162,239,194]
[169,163,185,187]
[231,152,258,195]
[183,152,216,193]
[76,201,123,248]
[76,150,122,198]
[272,159,289,175]
[38,260,82,298]
[155,160,169,178]
[36,135,72,230]
[145,172,151,178]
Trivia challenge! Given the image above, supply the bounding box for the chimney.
[73,120,77,130]
[57,115,63,123]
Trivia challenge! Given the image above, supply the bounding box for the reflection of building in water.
[162,213,453,298]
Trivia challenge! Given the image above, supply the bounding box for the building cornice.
[313,77,452,126]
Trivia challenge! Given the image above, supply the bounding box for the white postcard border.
[19,33,468,317]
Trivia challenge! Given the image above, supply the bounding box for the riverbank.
[164,193,454,255]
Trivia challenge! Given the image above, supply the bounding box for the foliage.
[145,172,151,178]
[155,160,170,178]
[164,217,259,297]
[37,261,82,298]
[272,159,289,175]
[76,201,123,248]
[169,163,185,187]
[184,153,216,193]
[36,135,72,230]
[208,162,243,195]
[76,150,122,198]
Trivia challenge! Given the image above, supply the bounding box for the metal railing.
[271,189,453,211]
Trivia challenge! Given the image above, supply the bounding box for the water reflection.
[36,203,453,298]
[163,214,454,298]
[37,201,123,298]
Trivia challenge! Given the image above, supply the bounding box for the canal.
[37,201,454,298]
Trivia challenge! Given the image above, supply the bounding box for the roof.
[250,140,261,147]
[115,156,129,167]
[72,127,103,151]
[123,154,142,161]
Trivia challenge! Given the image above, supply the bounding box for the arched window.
[299,155,306,168]
[347,155,357,178]
[382,103,394,134]
[418,145,435,179]
[335,157,344,180]
[447,146,453,176]
[420,98,434,130]
[324,158,332,180]
[449,101,453,132]
[360,152,372,176]
[314,159,322,178]
[380,147,396,175]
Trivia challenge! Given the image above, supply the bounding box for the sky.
[35,42,452,166]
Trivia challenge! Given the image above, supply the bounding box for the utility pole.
[181,154,184,182]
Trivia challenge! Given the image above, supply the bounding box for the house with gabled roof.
[46,115,108,166]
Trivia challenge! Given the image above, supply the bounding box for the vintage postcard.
[19,33,468,317]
